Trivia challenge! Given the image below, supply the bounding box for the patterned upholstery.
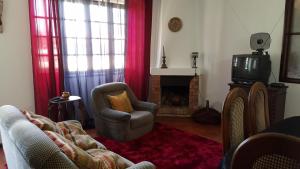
[231,133,300,169]
[0,105,156,169]
[248,82,270,135]
[253,154,300,169]
[229,97,245,149]
[254,91,266,132]
[222,87,248,154]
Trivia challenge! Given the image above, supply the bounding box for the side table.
[48,96,87,127]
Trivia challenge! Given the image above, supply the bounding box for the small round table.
[48,96,87,127]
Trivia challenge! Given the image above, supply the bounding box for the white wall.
[151,0,203,68]
[0,0,35,111]
[152,0,300,117]
[202,0,286,111]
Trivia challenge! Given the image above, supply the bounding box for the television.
[231,53,271,84]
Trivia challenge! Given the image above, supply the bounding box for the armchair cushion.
[134,101,158,113]
[108,91,134,113]
[130,111,154,129]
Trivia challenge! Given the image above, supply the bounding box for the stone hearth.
[149,75,199,117]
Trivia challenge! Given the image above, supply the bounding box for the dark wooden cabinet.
[229,83,288,125]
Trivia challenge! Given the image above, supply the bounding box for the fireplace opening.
[149,75,199,117]
[160,76,193,107]
[161,86,189,106]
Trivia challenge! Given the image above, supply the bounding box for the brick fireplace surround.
[149,75,199,117]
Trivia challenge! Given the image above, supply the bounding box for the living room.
[1,0,300,169]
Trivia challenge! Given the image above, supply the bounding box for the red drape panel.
[28,0,64,116]
[125,0,152,100]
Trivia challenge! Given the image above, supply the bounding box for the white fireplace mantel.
[150,68,202,76]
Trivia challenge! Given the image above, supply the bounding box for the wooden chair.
[222,87,249,155]
[248,82,270,135]
[231,133,300,169]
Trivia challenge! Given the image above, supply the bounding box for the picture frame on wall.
[0,0,3,33]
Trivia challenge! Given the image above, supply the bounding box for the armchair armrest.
[134,101,158,113]
[100,108,131,122]
[127,161,156,169]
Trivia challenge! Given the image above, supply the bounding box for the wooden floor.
[0,117,221,168]
[156,116,221,143]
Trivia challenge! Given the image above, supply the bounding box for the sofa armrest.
[134,101,157,113]
[99,108,131,122]
[127,161,156,169]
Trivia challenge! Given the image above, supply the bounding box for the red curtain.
[28,0,64,116]
[125,0,153,100]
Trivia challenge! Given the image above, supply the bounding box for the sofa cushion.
[45,131,127,169]
[22,110,60,133]
[130,111,154,129]
[56,121,105,150]
[107,91,133,113]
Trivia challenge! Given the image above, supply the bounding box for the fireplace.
[149,75,199,117]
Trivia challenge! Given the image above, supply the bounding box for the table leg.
[78,100,87,128]
[69,102,76,120]
[48,103,56,122]
[58,103,67,122]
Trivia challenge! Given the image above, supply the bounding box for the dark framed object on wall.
[280,0,300,83]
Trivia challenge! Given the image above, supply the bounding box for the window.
[280,0,300,82]
[60,0,125,72]
[32,0,61,70]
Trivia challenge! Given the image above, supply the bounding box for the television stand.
[228,83,288,125]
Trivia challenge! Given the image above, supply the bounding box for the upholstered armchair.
[91,82,157,141]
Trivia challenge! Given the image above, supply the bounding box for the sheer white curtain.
[59,0,126,125]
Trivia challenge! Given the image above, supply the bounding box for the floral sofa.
[0,105,155,169]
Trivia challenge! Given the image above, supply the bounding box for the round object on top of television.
[250,33,271,51]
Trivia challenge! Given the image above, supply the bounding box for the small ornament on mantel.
[192,52,199,76]
[161,46,168,69]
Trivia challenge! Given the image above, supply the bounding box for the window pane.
[92,39,100,54]
[36,18,47,36]
[114,24,125,39]
[287,35,300,78]
[90,5,108,22]
[66,38,76,55]
[292,0,300,32]
[64,20,77,37]
[76,21,87,38]
[63,2,85,21]
[78,55,88,71]
[54,55,59,69]
[37,37,48,55]
[93,55,110,70]
[113,8,125,24]
[91,23,100,38]
[64,20,87,38]
[67,56,77,71]
[67,55,88,71]
[35,0,48,17]
[39,55,49,69]
[114,40,124,54]
[92,39,111,55]
[76,39,87,55]
[91,22,109,38]
[52,38,58,55]
[101,39,109,54]
[114,55,124,69]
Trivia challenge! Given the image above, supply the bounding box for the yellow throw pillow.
[107,91,134,113]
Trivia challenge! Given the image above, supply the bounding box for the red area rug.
[95,123,222,169]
